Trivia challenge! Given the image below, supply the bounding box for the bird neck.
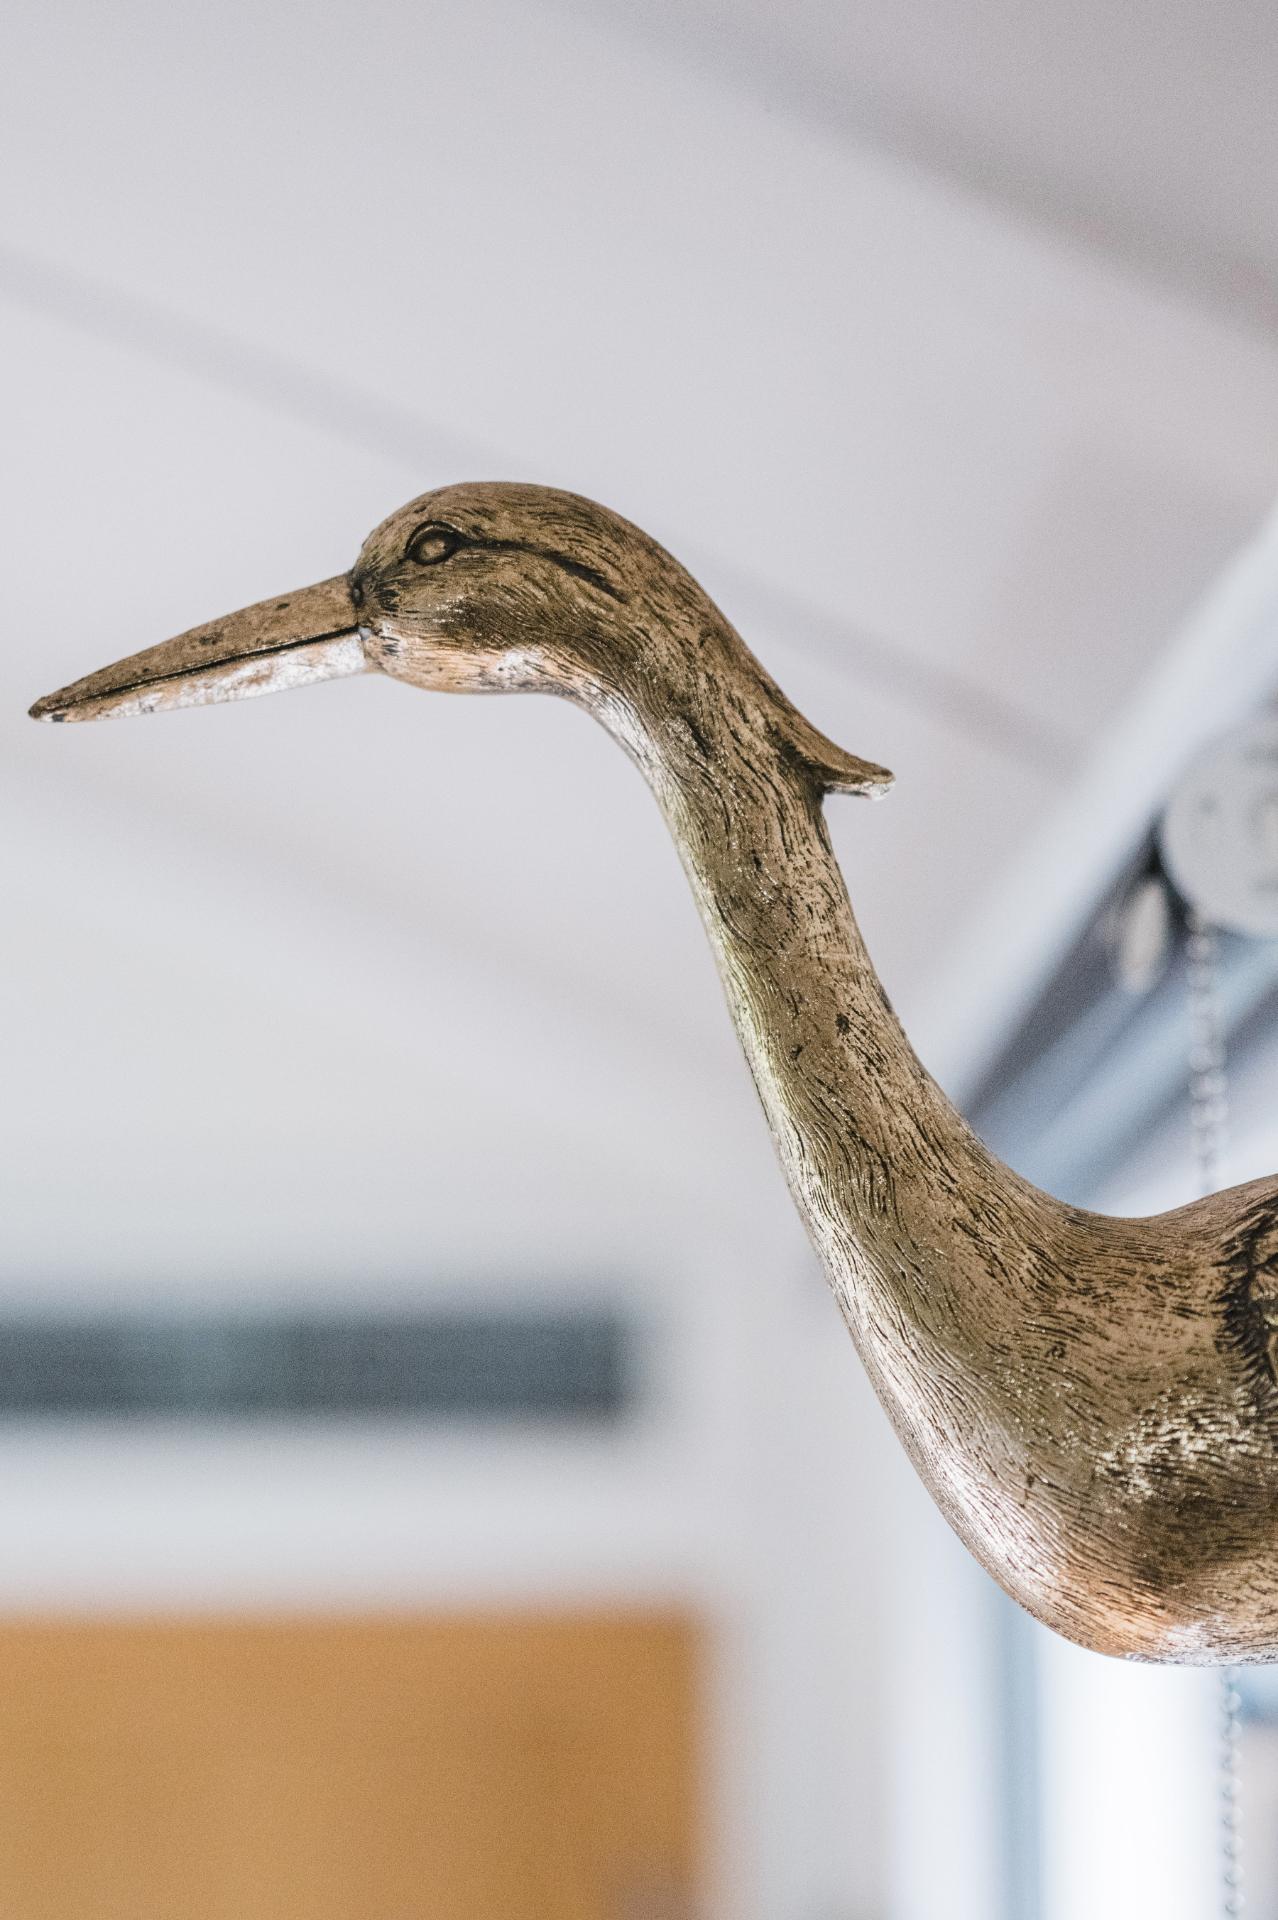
[585,616,1029,1347]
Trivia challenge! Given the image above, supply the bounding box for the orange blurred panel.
[0,1613,700,1920]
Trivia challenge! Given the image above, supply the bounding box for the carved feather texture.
[32,481,1278,1662]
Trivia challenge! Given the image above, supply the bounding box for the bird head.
[30,480,891,798]
[352,482,655,699]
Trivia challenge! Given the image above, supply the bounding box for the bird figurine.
[30,482,1278,1663]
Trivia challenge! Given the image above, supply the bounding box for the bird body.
[32,482,1278,1661]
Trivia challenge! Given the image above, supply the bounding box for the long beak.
[29,574,366,723]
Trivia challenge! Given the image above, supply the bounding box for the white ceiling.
[3,0,1278,1295]
[573,0,1278,328]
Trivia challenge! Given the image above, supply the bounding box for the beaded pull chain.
[1186,909,1243,1919]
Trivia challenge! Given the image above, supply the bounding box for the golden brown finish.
[0,1612,699,1919]
[30,483,1278,1662]
[29,573,366,722]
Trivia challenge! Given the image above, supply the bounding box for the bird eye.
[407,523,462,566]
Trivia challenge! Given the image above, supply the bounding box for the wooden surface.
[32,479,1278,1662]
[0,1613,699,1920]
